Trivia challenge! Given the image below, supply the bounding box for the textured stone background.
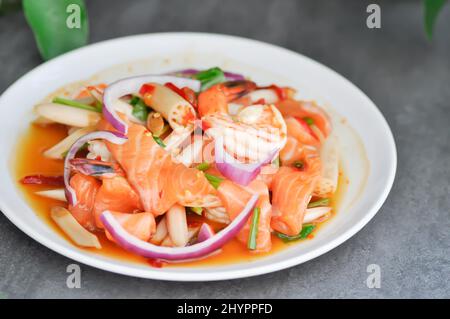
[0,0,449,298]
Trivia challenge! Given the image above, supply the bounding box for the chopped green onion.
[307,198,330,208]
[153,135,166,148]
[194,67,226,91]
[272,157,280,168]
[196,162,211,171]
[247,207,260,250]
[204,173,223,189]
[130,96,149,122]
[293,160,304,169]
[152,123,169,138]
[190,207,203,215]
[274,224,316,243]
[303,117,314,125]
[52,97,101,113]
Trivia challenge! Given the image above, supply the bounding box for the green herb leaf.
[272,157,280,168]
[196,162,211,171]
[303,117,314,125]
[247,207,260,250]
[131,97,149,122]
[194,67,226,90]
[307,198,330,208]
[53,97,101,113]
[152,135,166,148]
[204,173,223,189]
[23,0,89,60]
[424,0,448,39]
[274,224,316,243]
[189,207,203,215]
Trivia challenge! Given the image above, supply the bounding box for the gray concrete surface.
[0,0,449,298]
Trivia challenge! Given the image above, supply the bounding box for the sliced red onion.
[197,223,215,243]
[103,75,201,134]
[100,194,259,261]
[214,136,278,186]
[172,69,245,81]
[64,131,127,206]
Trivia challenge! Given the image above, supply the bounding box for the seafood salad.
[19,67,340,265]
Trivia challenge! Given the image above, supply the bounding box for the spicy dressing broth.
[15,123,347,267]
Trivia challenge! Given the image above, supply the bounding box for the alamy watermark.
[366,4,381,29]
[366,264,381,289]
[66,3,82,29]
[66,263,81,288]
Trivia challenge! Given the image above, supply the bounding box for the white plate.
[0,33,396,281]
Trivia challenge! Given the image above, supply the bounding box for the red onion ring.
[197,223,215,243]
[64,131,127,206]
[100,194,259,261]
[214,136,279,186]
[103,75,201,134]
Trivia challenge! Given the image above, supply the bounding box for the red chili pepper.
[139,83,155,96]
[165,83,197,108]
[253,98,266,105]
[21,174,65,186]
[295,117,317,139]
[258,84,287,100]
[164,82,185,97]
[181,87,198,108]
[147,258,166,268]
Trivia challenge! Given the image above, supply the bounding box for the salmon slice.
[270,167,319,236]
[237,180,272,253]
[216,179,253,220]
[101,120,217,215]
[284,117,320,147]
[104,211,155,242]
[68,173,101,231]
[275,99,331,137]
[93,176,143,228]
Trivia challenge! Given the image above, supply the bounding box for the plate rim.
[0,32,397,281]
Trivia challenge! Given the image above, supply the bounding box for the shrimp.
[199,82,287,163]
[197,81,257,117]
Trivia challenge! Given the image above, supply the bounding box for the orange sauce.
[14,123,347,268]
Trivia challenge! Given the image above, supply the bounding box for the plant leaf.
[424,0,448,39]
[23,0,89,60]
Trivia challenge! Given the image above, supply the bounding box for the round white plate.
[0,33,396,281]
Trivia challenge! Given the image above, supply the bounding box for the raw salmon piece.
[275,99,331,137]
[216,179,253,220]
[285,117,319,147]
[237,180,272,253]
[105,211,155,242]
[68,173,101,231]
[93,176,143,228]
[270,167,319,236]
[102,120,217,215]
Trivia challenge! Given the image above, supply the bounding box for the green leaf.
[23,0,89,60]
[195,162,211,171]
[152,136,166,148]
[274,224,316,243]
[53,97,101,113]
[131,97,149,122]
[204,173,223,189]
[424,0,448,39]
[189,207,203,215]
[247,207,260,250]
[307,198,330,208]
[194,67,226,90]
